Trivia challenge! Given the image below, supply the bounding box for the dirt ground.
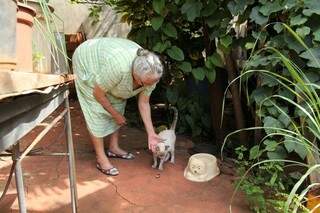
[0,100,250,213]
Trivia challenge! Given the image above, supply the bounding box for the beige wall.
[49,1,130,38]
[50,0,90,34]
[81,5,131,39]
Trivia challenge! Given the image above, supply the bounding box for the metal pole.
[64,90,78,213]
[13,143,27,213]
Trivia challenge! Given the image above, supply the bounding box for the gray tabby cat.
[152,105,178,170]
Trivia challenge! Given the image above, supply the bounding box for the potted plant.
[16,2,36,72]
[18,0,55,74]
[0,0,17,71]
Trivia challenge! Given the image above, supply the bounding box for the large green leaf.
[246,54,270,67]
[284,137,295,153]
[273,23,283,33]
[162,23,177,38]
[181,0,203,21]
[205,53,224,69]
[261,75,278,87]
[152,0,165,14]
[264,139,278,152]
[283,137,307,160]
[313,28,320,41]
[267,106,280,117]
[206,15,220,28]
[227,0,247,16]
[278,88,295,100]
[267,146,287,160]
[278,113,291,127]
[152,40,171,53]
[299,48,320,68]
[303,0,320,16]
[263,116,284,135]
[250,6,268,26]
[166,46,184,61]
[249,145,261,160]
[192,67,205,80]
[201,1,217,17]
[259,0,282,16]
[205,68,216,83]
[250,87,273,106]
[283,0,297,10]
[220,35,232,47]
[151,16,164,31]
[178,61,192,73]
[284,33,305,54]
[296,26,310,38]
[290,15,307,26]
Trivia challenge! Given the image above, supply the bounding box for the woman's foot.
[108,130,135,160]
[109,146,128,156]
[108,144,135,159]
[96,162,119,176]
[106,150,135,160]
[96,156,113,170]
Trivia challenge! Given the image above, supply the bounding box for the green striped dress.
[72,38,156,138]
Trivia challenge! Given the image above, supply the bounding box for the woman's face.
[134,72,159,86]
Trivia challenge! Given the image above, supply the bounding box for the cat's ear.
[165,145,170,150]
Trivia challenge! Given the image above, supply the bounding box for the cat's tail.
[169,106,178,130]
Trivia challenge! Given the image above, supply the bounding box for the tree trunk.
[254,76,262,144]
[209,70,227,146]
[224,53,247,145]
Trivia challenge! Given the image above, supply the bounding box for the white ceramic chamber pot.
[184,153,220,182]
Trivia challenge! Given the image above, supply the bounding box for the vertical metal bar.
[13,143,27,213]
[64,91,78,213]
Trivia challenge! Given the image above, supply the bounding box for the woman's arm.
[138,92,162,151]
[93,84,126,126]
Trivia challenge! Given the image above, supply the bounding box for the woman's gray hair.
[132,48,164,80]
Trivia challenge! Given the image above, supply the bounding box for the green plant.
[234,145,299,212]
[222,23,320,213]
[32,51,45,63]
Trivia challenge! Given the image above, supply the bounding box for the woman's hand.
[148,133,163,152]
[113,113,127,126]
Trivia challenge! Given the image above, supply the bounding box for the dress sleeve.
[141,83,157,96]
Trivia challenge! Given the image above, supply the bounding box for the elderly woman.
[72,37,163,176]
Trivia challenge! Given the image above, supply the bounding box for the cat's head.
[189,158,206,175]
[155,142,169,158]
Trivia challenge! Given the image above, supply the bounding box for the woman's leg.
[109,129,127,155]
[90,133,113,169]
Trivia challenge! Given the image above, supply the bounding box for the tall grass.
[23,0,70,73]
[221,23,320,212]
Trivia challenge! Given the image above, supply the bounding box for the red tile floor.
[0,100,250,213]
